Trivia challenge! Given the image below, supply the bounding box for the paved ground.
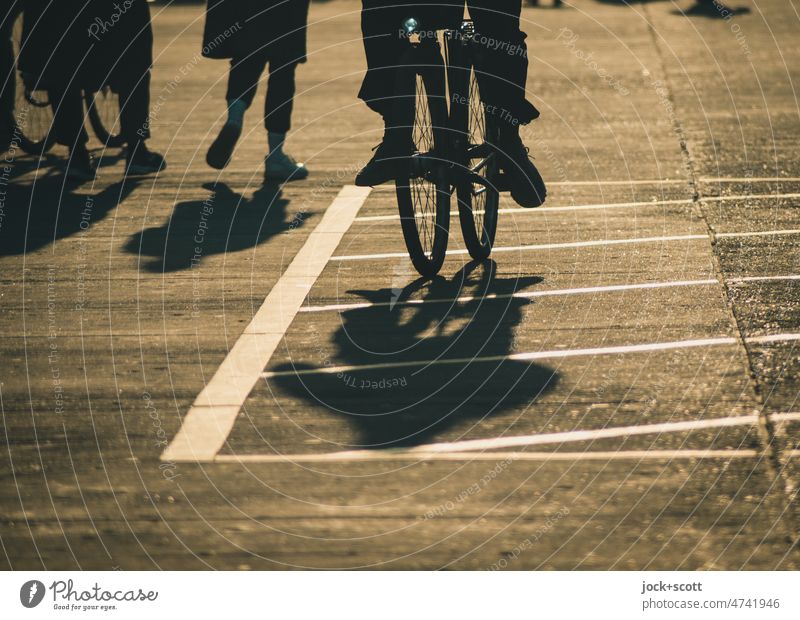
[1,0,799,569]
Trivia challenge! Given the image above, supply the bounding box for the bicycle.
[7,9,124,156]
[393,16,503,278]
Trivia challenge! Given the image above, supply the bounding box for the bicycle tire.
[10,12,55,155]
[84,87,125,148]
[453,46,500,261]
[395,43,451,278]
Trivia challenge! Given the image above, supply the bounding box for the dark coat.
[202,0,310,65]
[19,0,152,91]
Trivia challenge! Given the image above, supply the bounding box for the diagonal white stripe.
[161,186,372,462]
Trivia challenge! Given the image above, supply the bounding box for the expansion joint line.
[642,4,800,542]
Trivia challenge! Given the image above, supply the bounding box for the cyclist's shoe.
[126,146,167,176]
[498,132,546,208]
[355,139,413,187]
[206,122,241,170]
[265,150,309,182]
[65,147,97,182]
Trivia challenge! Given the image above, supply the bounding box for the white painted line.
[300,279,719,314]
[354,192,800,223]
[747,333,800,345]
[161,186,372,462]
[262,333,800,379]
[213,412,797,464]
[702,192,800,203]
[213,449,760,464]
[546,179,688,187]
[332,233,709,261]
[768,412,800,423]
[332,227,800,262]
[281,412,786,455]
[717,229,800,239]
[728,275,800,284]
[699,177,800,184]
[354,198,694,222]
[263,335,740,378]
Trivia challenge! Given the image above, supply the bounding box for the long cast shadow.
[0,172,140,256]
[124,181,308,272]
[270,260,559,449]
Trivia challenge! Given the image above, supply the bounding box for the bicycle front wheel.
[395,44,451,278]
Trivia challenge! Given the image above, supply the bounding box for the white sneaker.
[265,150,309,182]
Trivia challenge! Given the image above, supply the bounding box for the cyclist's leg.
[355,0,421,186]
[358,0,412,118]
[468,0,538,126]
[468,0,546,207]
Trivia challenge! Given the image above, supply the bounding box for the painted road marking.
[354,193,800,223]
[207,412,800,463]
[332,233,709,261]
[299,275,800,314]
[300,279,720,313]
[729,275,800,284]
[331,228,800,262]
[161,186,372,462]
[214,449,760,463]
[716,228,800,239]
[354,198,694,222]
[549,177,800,186]
[261,333,800,380]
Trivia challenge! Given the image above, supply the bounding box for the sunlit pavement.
[1,0,799,569]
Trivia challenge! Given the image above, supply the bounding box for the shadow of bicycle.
[270,259,559,449]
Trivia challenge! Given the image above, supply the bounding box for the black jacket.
[19,0,152,91]
[202,0,310,65]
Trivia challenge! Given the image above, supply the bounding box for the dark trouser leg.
[0,11,16,141]
[117,70,151,146]
[358,0,416,120]
[264,62,296,133]
[48,82,89,150]
[468,0,538,128]
[226,54,268,107]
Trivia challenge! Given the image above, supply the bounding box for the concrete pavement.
[1,0,799,569]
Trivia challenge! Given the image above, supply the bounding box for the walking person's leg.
[206,53,267,170]
[117,69,166,175]
[469,0,546,207]
[263,60,308,181]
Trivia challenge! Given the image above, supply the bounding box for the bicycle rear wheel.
[11,12,55,155]
[85,86,125,147]
[395,43,451,278]
[455,58,500,261]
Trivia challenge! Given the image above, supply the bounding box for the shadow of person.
[270,260,559,449]
[0,172,141,256]
[679,1,749,18]
[124,181,307,273]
